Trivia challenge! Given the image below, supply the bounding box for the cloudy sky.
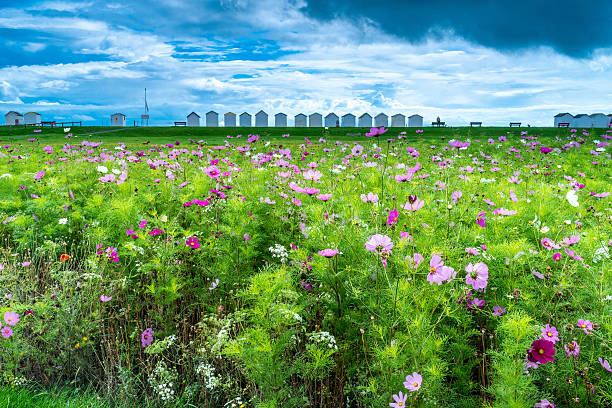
[1,0,611,126]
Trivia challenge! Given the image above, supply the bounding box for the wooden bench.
[557,122,570,127]
[470,122,482,127]
[509,122,521,127]
[41,121,57,127]
[174,121,186,126]
[431,122,446,127]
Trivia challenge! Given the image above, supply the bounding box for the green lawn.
[0,125,597,146]
[0,387,109,408]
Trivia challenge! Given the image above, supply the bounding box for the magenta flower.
[577,319,593,334]
[564,341,579,359]
[3,311,19,326]
[1,326,13,338]
[599,357,612,372]
[389,391,407,408]
[365,234,393,254]
[403,372,422,391]
[541,324,559,343]
[141,328,154,348]
[100,295,112,302]
[541,238,560,250]
[186,236,200,249]
[527,339,556,365]
[552,252,561,261]
[465,262,488,292]
[535,399,555,408]
[427,255,455,285]
[34,170,45,180]
[493,306,506,316]
[387,209,399,225]
[318,248,339,258]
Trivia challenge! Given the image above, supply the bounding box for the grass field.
[0,124,610,407]
[0,125,585,146]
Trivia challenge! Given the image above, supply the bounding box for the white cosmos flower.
[96,166,108,173]
[59,218,67,225]
[566,190,579,207]
[111,168,121,175]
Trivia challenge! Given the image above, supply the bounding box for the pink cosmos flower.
[3,311,19,326]
[360,192,379,203]
[599,357,612,372]
[401,199,424,211]
[303,169,322,181]
[389,391,407,408]
[564,248,584,261]
[465,262,488,292]
[541,238,560,250]
[408,253,424,269]
[527,339,556,364]
[1,326,13,338]
[365,234,393,254]
[552,252,561,261]
[577,319,593,334]
[541,324,559,343]
[318,248,339,258]
[427,255,455,285]
[100,295,112,302]
[141,328,154,348]
[316,193,332,201]
[186,236,200,249]
[535,399,555,408]
[493,306,506,316]
[403,372,422,391]
[564,341,579,359]
[34,170,45,180]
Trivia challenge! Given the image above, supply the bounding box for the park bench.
[431,121,446,127]
[557,123,570,127]
[509,122,521,127]
[174,121,187,126]
[470,122,482,127]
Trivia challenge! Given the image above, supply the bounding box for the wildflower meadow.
[0,126,610,407]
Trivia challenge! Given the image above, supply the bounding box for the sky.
[1,0,611,126]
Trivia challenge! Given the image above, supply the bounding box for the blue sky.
[1,0,611,126]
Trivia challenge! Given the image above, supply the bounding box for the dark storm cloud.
[301,0,612,57]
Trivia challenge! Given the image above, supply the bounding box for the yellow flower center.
[430,267,436,273]
[581,324,586,328]
[414,382,418,387]
[538,348,544,354]
[547,332,552,337]
[398,403,403,407]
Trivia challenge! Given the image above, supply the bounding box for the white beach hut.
[5,111,23,126]
[111,113,126,127]
[553,113,573,127]
[295,114,307,127]
[187,112,200,127]
[205,111,218,127]
[571,114,591,128]
[341,113,356,127]
[374,113,388,127]
[255,110,268,127]
[275,113,287,127]
[224,112,236,127]
[391,114,405,127]
[239,112,252,127]
[325,113,339,127]
[309,113,323,127]
[24,112,41,125]
[408,114,423,127]
[358,113,372,127]
[589,113,609,128]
